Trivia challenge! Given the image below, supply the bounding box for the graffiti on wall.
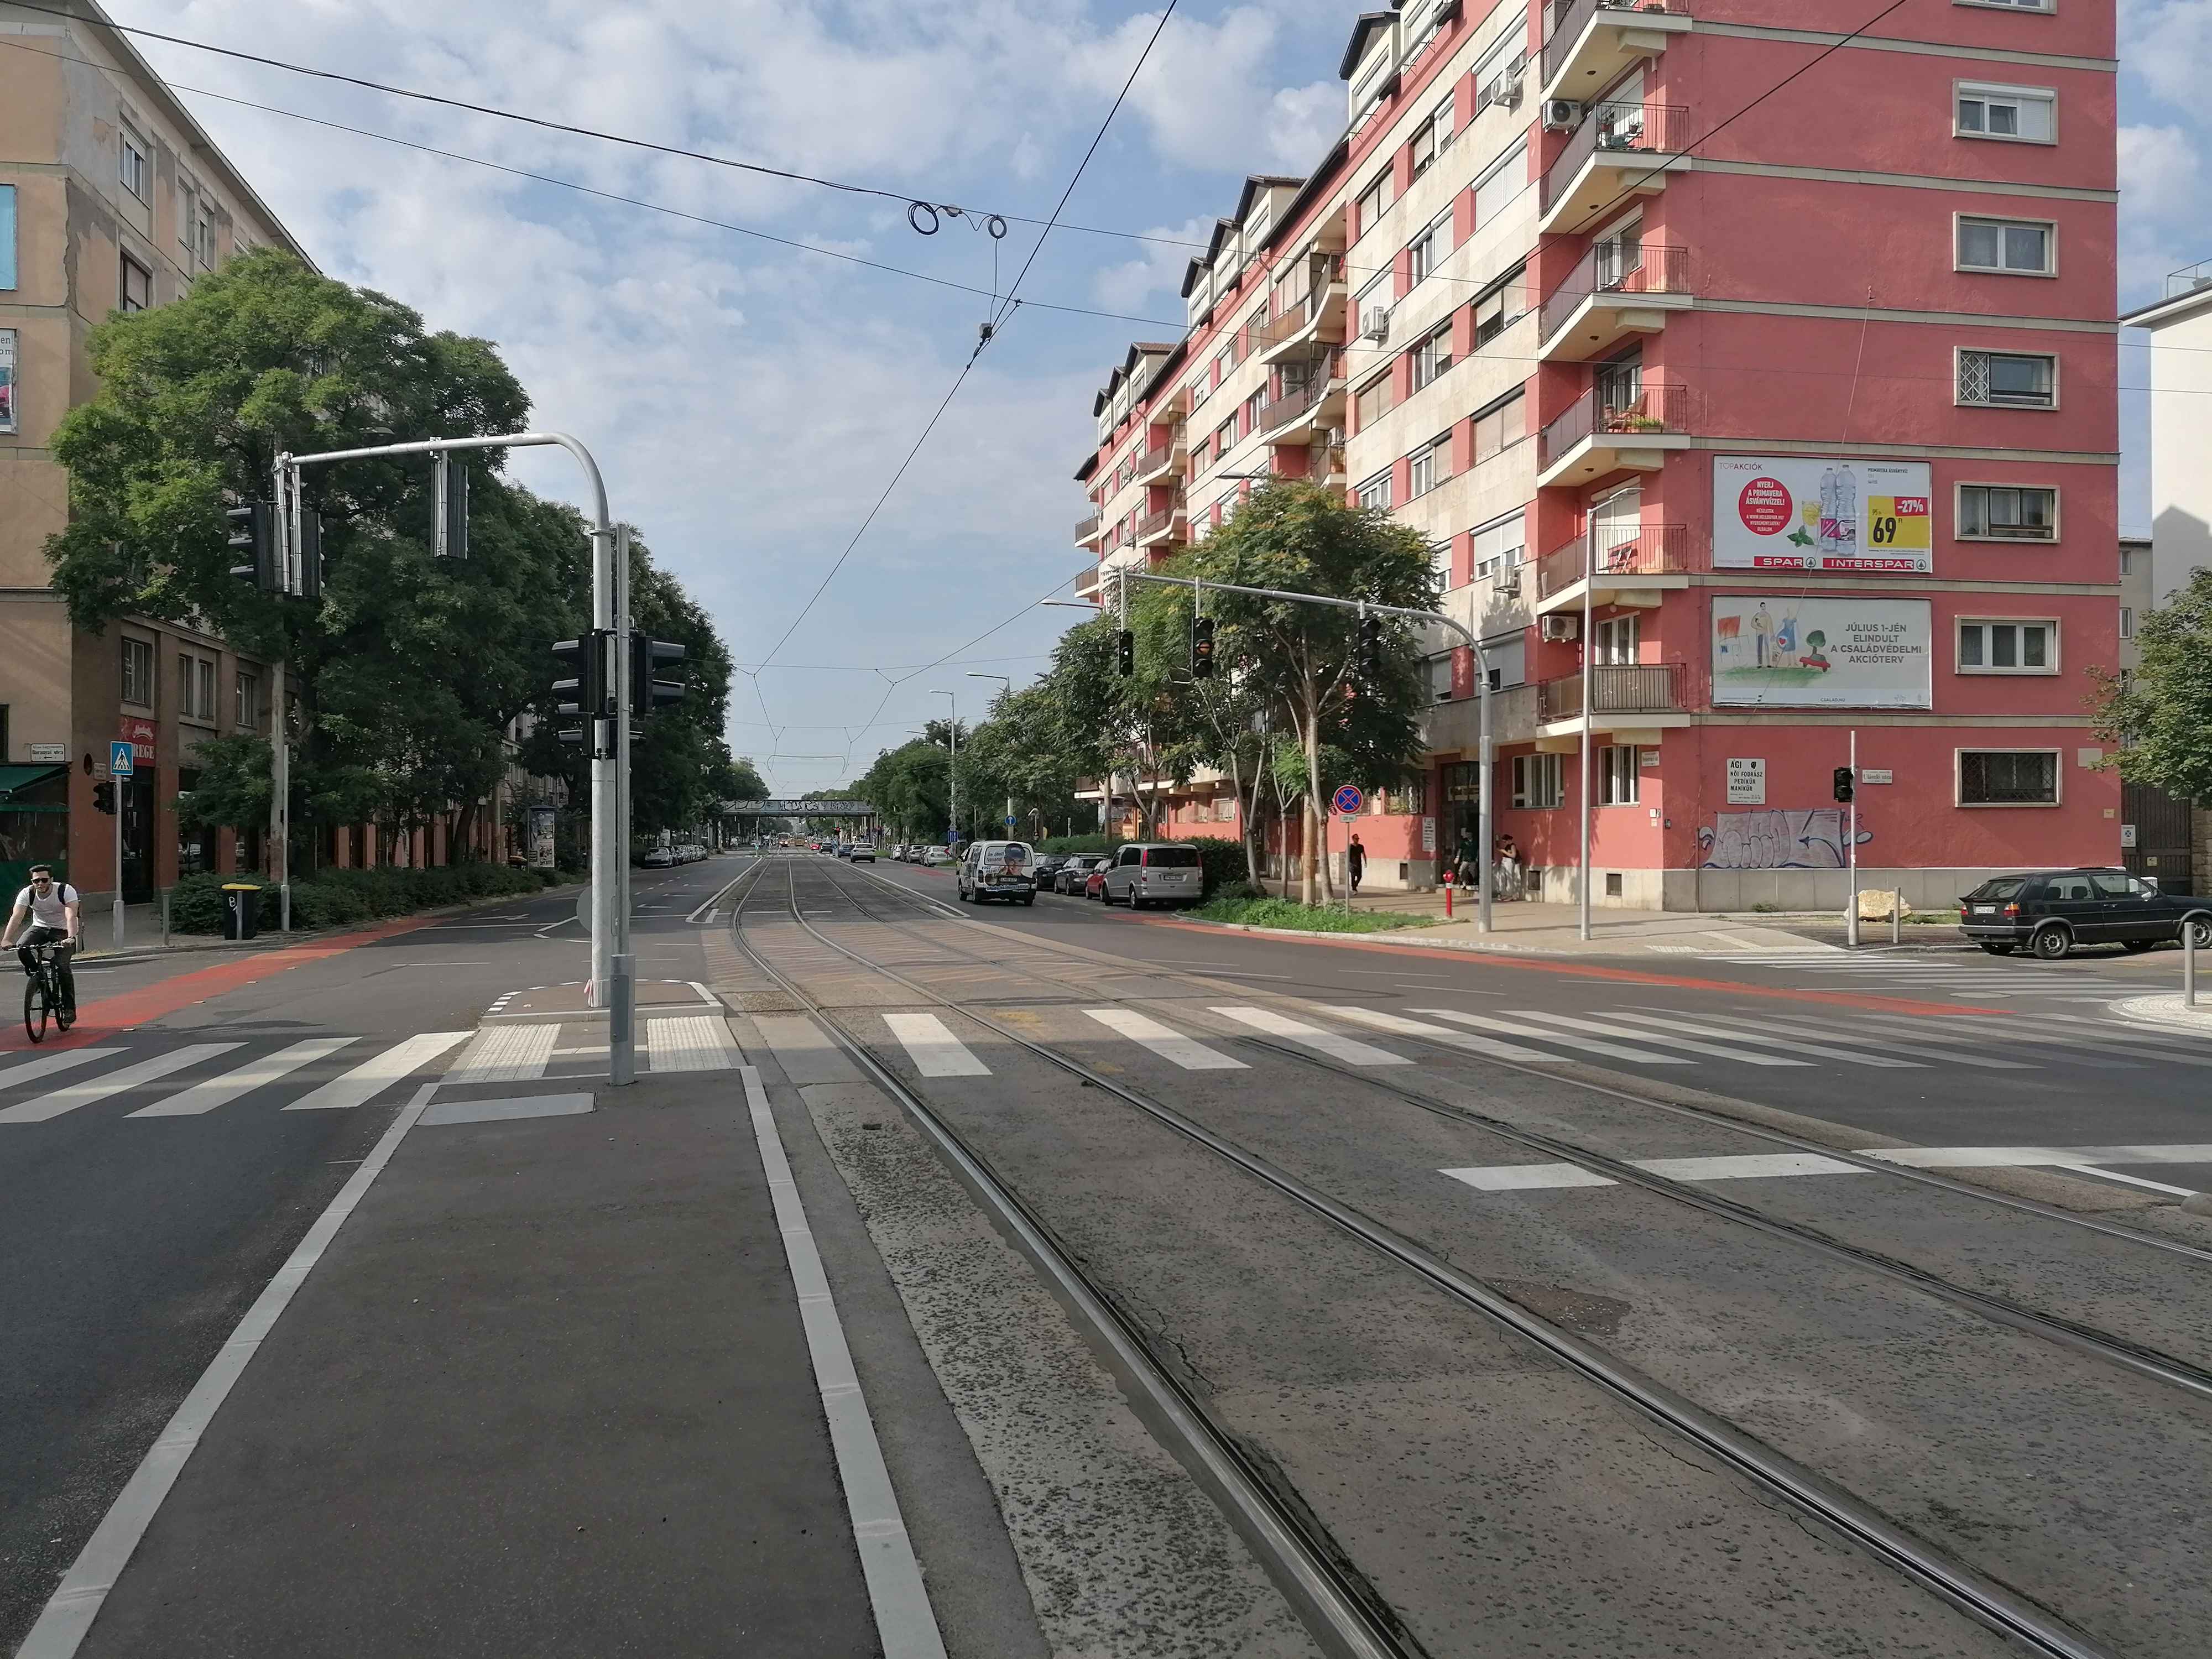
[1699,808,1875,870]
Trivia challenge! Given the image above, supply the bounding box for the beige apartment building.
[0,0,310,904]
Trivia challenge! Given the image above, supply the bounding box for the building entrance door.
[119,775,155,901]
[2122,781,2194,893]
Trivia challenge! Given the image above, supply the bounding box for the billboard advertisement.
[0,328,15,435]
[1713,456,1932,573]
[1712,596,1931,708]
[528,805,557,870]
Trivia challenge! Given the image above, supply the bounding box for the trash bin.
[221,883,261,941]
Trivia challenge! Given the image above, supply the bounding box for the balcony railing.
[1136,440,1174,477]
[1541,99,1688,214]
[1541,0,1691,88]
[1535,523,1692,598]
[1537,380,1694,470]
[1537,661,1690,722]
[1137,502,1185,541]
[1266,349,1345,434]
[1075,512,1102,542]
[1537,242,1691,345]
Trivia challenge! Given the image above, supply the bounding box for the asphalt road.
[0,857,745,1654]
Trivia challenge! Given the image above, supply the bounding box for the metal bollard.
[1443,872,1454,920]
[161,888,170,949]
[2188,927,2199,1011]
[1891,892,1902,947]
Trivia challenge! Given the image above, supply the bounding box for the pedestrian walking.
[1348,832,1366,896]
[1453,827,1479,891]
[1494,831,1521,900]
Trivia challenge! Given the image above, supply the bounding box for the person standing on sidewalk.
[1494,831,1522,900]
[1348,833,1366,896]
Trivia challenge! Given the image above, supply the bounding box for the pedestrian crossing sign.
[109,740,134,779]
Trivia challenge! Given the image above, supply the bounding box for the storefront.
[0,764,70,895]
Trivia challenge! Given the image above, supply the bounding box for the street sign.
[1004,815,1016,828]
[1860,768,1893,785]
[109,740,135,779]
[28,743,64,763]
[1332,784,1364,817]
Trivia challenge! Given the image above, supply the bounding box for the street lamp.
[928,688,957,843]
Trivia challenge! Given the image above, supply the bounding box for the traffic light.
[92,780,117,815]
[1116,628,1135,677]
[442,462,469,560]
[1356,610,1383,682]
[296,508,324,602]
[551,631,608,747]
[226,502,278,592]
[1191,615,1215,679]
[632,635,686,718]
[1833,765,1855,804]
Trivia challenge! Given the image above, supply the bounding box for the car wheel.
[1978,942,2016,956]
[2030,925,2072,961]
[2183,916,2212,951]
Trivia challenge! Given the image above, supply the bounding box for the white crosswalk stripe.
[0,1048,127,1090]
[1446,1144,2212,1196]
[1083,1008,1246,1071]
[0,1044,242,1124]
[129,1038,358,1118]
[1837,1013,2163,1069]
[444,1023,559,1085]
[1411,1008,1691,1066]
[284,1031,472,1111]
[1505,1010,1809,1067]
[1329,1005,1569,1063]
[1700,1011,2038,1070]
[1210,1006,1408,1066]
[646,1014,742,1073]
[884,1011,990,1077]
[1606,1010,1922,1068]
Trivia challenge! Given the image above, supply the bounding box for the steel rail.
[728,857,1417,1659]
[760,856,2121,1659]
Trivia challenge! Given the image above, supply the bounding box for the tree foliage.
[2094,566,2212,804]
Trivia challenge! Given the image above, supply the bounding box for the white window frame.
[120,635,155,708]
[1956,747,2061,807]
[1954,80,2056,144]
[1955,482,2059,542]
[1357,471,1392,512]
[1356,175,1389,237]
[1955,1,2054,15]
[1954,212,2056,276]
[1512,752,1563,810]
[1410,323,1452,390]
[1428,651,1455,704]
[119,126,150,201]
[1473,141,1526,227]
[1599,745,1640,806]
[1407,211,1451,286]
[1593,614,1639,666]
[2119,606,2134,640]
[1957,617,2059,675]
[1957,347,2057,409]
[1471,510,1526,581]
[119,252,149,313]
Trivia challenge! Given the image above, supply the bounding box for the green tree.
[2094,567,2212,802]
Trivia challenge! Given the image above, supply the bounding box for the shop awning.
[0,764,67,803]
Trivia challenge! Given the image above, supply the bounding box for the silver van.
[1101,843,1203,909]
[957,840,1037,905]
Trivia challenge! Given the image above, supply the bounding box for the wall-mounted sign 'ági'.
[1712,596,1932,709]
[1713,456,1932,574]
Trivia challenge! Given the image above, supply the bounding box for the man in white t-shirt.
[3,864,81,1011]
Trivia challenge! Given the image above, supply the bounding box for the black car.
[1054,855,1102,894]
[1032,853,1071,888]
[1958,868,2212,959]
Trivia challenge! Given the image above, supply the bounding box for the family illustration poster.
[1710,596,1932,708]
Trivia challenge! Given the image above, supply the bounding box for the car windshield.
[1146,847,1201,868]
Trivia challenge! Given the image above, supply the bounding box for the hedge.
[168,862,557,933]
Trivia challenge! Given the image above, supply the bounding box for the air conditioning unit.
[1361,306,1392,343]
[1323,426,1346,448]
[1495,568,1522,598]
[1540,613,1580,642]
[1542,98,1583,132]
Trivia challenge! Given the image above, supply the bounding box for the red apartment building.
[1074,0,2121,909]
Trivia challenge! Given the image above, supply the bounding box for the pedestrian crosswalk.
[858,995,2209,1084]
[0,1033,467,1125]
[1443,1144,2212,1196]
[1700,951,2150,1004]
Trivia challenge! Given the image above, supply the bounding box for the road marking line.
[1209,1006,1408,1066]
[128,1039,358,1118]
[740,1067,947,1658]
[1837,1013,2145,1070]
[646,1014,741,1073]
[282,1031,471,1112]
[0,1048,126,1091]
[1608,1010,1922,1068]
[882,1011,990,1077]
[1506,1010,1808,1067]
[0,1044,242,1124]
[444,1023,559,1084]
[1411,1009,1692,1066]
[1082,1008,1246,1071]
[1855,1012,2212,1067]
[1635,1152,1868,1182]
[1712,1013,2038,1070]
[15,1082,437,1659]
[1330,1005,1567,1063]
[1443,1162,1617,1191]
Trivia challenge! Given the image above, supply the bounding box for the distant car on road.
[850,843,876,863]
[958,841,1036,905]
[889,844,907,862]
[639,847,675,868]
[922,846,952,866]
[1101,842,1204,909]
[1959,867,2212,959]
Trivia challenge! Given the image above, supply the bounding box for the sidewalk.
[72,886,579,966]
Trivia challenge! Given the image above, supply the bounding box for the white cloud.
[1093,216,1211,312]
[2119,123,2202,223]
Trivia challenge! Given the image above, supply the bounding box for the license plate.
[1974,905,1995,915]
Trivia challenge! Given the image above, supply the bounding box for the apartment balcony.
[1265,349,1348,445]
[1134,433,1186,488]
[1533,523,1694,615]
[1074,512,1102,549]
[1423,681,1538,754]
[1256,266,1349,367]
[1536,242,1692,363]
[1136,500,1188,548]
[1538,99,1689,237]
[1536,660,1693,734]
[1540,0,1692,105]
[1536,381,1695,488]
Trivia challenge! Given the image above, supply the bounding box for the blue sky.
[111,1,2198,794]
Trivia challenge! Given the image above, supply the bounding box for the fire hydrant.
[1442,869,1454,919]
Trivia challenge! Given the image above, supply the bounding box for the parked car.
[1054,854,1101,894]
[1083,862,1111,900]
[1101,842,1204,909]
[1032,853,1070,889]
[639,847,675,869]
[1958,868,2212,959]
[889,844,907,862]
[851,843,877,863]
[922,845,952,866]
[958,840,1037,905]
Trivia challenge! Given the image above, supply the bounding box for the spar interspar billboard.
[1713,456,1932,574]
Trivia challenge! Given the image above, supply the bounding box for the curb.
[2108,993,2212,1038]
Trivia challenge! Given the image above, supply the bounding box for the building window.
[121,637,154,707]
[1958,349,2055,408]
[1472,510,1525,580]
[1957,215,2053,275]
[119,254,150,313]
[1357,471,1392,512]
[119,127,150,200]
[1356,175,1388,236]
[1471,390,1526,463]
[1512,753,1563,809]
[179,651,217,720]
[1429,653,1454,703]
[1410,324,1452,390]
[1354,375,1390,429]
[1958,618,2057,672]
[1959,0,2053,9]
[236,670,261,731]
[1243,388,1265,434]
[1431,92,1455,150]
[197,212,216,268]
[2120,606,2135,640]
[1959,748,2058,805]
[1411,118,1438,179]
[1430,537,1454,589]
[1473,268,1523,346]
[1956,82,2055,142]
[1473,140,1526,226]
[1409,434,1449,498]
[1957,484,2057,540]
[1406,212,1450,286]
[1599,745,1640,806]
[1593,614,1639,665]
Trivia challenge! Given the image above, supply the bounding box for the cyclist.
[4,863,81,1015]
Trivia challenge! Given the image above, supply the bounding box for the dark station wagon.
[1958,868,2212,960]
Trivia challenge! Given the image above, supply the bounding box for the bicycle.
[23,942,77,1044]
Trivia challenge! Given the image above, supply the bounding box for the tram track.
[734,853,2163,1659]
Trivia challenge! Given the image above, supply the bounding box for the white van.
[957,841,1037,905]
[1101,842,1204,909]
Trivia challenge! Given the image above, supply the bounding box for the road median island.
[1180,895,1438,935]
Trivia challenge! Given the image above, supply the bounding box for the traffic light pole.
[277,431,638,1084]
[1108,569,1495,935]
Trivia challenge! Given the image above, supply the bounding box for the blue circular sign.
[1332,784,1364,816]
